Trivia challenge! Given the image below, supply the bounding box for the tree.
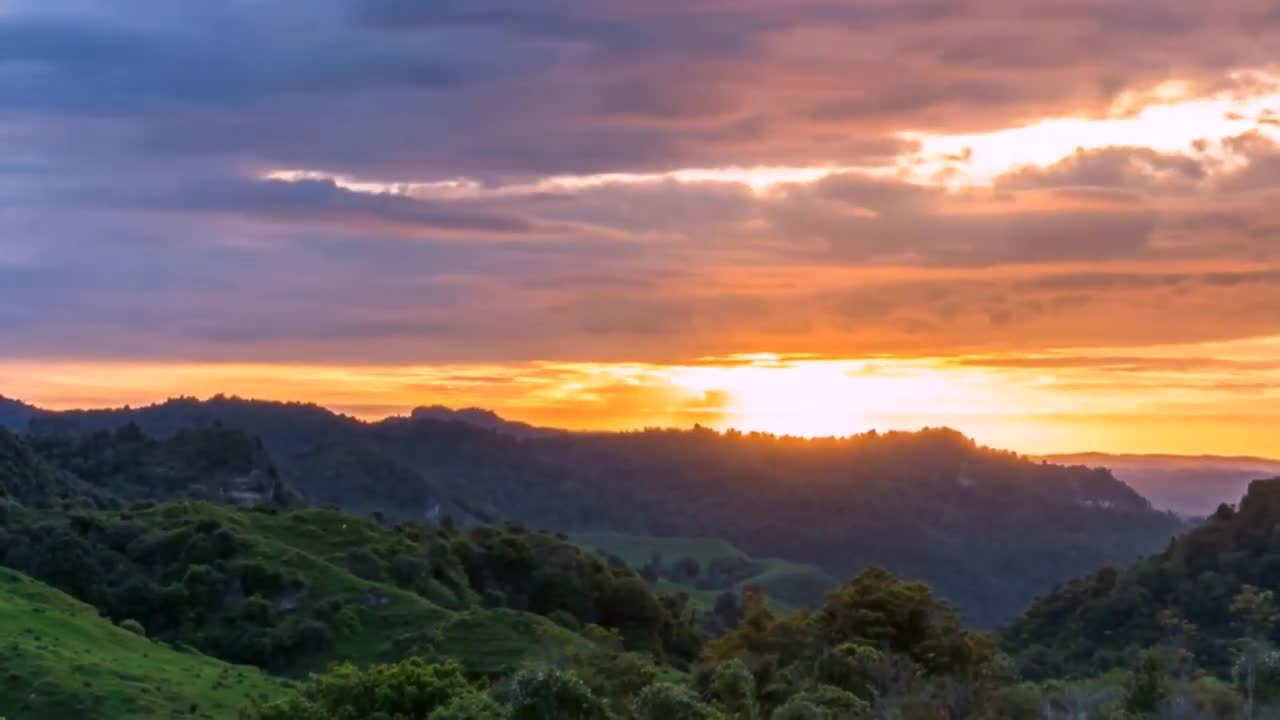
[634,683,722,720]
[773,686,868,720]
[814,643,881,700]
[713,591,743,631]
[507,668,611,720]
[769,698,825,720]
[1232,585,1278,720]
[710,659,758,720]
[242,659,481,720]
[818,569,981,676]
[1124,653,1167,715]
[434,694,511,720]
[569,647,659,715]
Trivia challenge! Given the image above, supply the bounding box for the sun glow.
[8,336,1279,456]
[664,356,1013,438]
[905,71,1280,185]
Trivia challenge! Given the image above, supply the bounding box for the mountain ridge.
[1045,451,1280,517]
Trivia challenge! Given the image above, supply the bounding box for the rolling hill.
[0,567,289,719]
[574,532,836,614]
[0,498,704,680]
[0,395,1185,627]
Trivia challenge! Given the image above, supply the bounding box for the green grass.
[428,609,591,675]
[129,503,590,677]
[573,533,751,568]
[0,567,290,720]
[573,532,837,612]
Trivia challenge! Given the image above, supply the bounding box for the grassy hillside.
[0,500,711,680]
[574,532,837,613]
[0,568,288,720]
[0,502,591,676]
[575,533,752,568]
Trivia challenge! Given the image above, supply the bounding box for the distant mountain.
[28,422,294,507]
[1045,452,1280,517]
[14,395,359,456]
[407,405,563,439]
[1,394,1185,627]
[1005,476,1280,679]
[2,422,295,509]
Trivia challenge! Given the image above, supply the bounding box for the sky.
[2,0,1280,456]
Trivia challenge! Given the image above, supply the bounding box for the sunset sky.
[3,0,1280,456]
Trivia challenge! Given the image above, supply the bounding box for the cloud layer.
[2,0,1279,376]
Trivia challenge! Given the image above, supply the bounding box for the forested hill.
[1,424,292,510]
[1,395,1184,626]
[1005,476,1280,679]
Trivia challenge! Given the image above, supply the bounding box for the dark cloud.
[998,147,1209,192]
[4,0,1278,177]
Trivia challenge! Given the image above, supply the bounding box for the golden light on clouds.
[261,164,862,202]
[261,71,1280,203]
[7,335,1279,457]
[906,72,1280,185]
[10,1,1280,466]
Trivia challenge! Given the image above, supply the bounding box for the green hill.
[0,567,289,719]
[0,500,702,679]
[574,532,837,613]
[575,533,753,568]
[26,423,297,508]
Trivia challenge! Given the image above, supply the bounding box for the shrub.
[634,683,722,720]
[243,659,477,720]
[434,693,511,720]
[710,660,757,719]
[770,698,824,720]
[389,554,430,589]
[242,595,276,626]
[345,548,387,582]
[237,561,292,596]
[508,668,611,720]
[783,686,868,718]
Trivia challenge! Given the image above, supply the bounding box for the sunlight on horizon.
[6,335,1279,457]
